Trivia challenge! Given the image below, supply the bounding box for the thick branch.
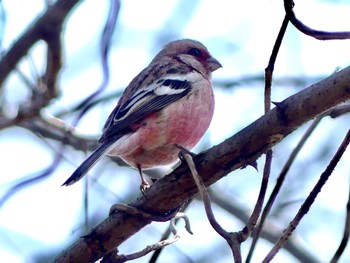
[54,66,350,262]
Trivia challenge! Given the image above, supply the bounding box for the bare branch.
[263,128,350,262]
[248,116,322,259]
[330,180,350,263]
[328,104,350,119]
[246,14,289,261]
[42,24,62,99]
[53,65,350,262]
[264,15,289,87]
[0,0,121,209]
[181,153,239,260]
[22,115,98,150]
[102,236,180,263]
[101,213,191,262]
[210,192,318,263]
[0,0,81,131]
[0,0,82,88]
[149,202,192,263]
[284,0,350,40]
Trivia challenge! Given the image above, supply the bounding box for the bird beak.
[207,56,222,72]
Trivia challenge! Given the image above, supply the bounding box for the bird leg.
[137,164,150,194]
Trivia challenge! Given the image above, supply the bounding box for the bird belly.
[108,78,214,169]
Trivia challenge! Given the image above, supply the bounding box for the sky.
[0,0,350,262]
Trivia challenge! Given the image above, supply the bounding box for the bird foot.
[140,181,150,196]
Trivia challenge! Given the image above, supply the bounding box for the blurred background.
[0,0,349,262]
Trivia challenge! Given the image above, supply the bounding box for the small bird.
[62,39,221,190]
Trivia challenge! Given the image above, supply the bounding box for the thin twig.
[246,151,271,236]
[0,0,120,209]
[0,0,82,88]
[102,236,180,263]
[327,104,350,119]
[43,22,62,99]
[330,177,350,263]
[101,213,191,263]
[237,152,273,252]
[284,0,350,40]
[263,128,350,262]
[248,116,322,261]
[182,154,228,236]
[20,115,98,151]
[149,201,191,263]
[211,191,318,262]
[246,13,290,263]
[181,153,241,262]
[264,15,289,81]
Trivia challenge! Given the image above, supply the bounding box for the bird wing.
[99,75,194,143]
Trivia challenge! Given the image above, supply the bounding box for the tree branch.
[284,0,350,40]
[0,0,82,88]
[330,179,350,262]
[53,65,350,262]
[248,115,322,260]
[263,128,350,262]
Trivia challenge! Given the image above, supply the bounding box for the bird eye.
[188,47,202,57]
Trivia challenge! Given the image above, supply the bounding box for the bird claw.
[140,182,150,196]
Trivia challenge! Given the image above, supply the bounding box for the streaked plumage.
[62,39,221,188]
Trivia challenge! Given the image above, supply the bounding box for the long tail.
[62,142,114,186]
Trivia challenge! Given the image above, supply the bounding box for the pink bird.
[62,39,221,190]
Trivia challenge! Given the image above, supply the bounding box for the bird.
[62,39,222,190]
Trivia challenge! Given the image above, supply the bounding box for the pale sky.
[1,0,350,262]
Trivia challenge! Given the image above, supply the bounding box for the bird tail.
[62,142,115,186]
